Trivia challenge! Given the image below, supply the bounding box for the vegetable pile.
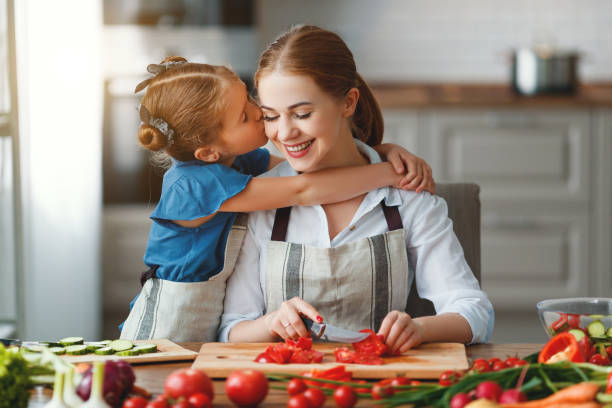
[21,337,158,357]
[254,336,324,364]
[334,329,391,365]
[547,314,612,366]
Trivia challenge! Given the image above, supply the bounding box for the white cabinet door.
[423,110,591,205]
[382,110,420,154]
[481,211,590,310]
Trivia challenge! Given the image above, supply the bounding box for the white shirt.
[219,140,494,344]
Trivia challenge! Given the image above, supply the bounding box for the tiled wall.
[257,0,612,82]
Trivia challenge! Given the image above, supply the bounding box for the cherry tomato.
[504,356,519,365]
[438,370,460,386]
[164,369,214,401]
[471,360,491,373]
[146,400,169,408]
[303,388,326,408]
[589,354,611,366]
[487,357,501,366]
[390,376,412,387]
[188,393,212,408]
[333,385,357,408]
[491,361,508,371]
[287,378,308,396]
[287,394,311,408]
[352,380,370,394]
[123,397,149,408]
[371,381,395,399]
[171,402,191,408]
[225,369,269,407]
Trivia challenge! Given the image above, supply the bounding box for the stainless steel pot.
[511,48,580,95]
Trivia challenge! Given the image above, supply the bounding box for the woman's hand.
[373,143,435,194]
[263,297,323,340]
[377,310,424,354]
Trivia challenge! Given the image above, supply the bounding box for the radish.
[450,392,473,408]
[475,381,503,401]
[498,388,527,403]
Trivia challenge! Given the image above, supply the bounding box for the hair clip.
[134,59,187,93]
[138,104,174,146]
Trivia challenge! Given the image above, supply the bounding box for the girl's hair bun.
[138,123,167,151]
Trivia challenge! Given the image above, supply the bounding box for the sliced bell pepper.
[550,313,569,332]
[538,332,585,363]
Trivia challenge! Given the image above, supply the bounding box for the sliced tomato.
[254,353,271,363]
[353,329,388,356]
[296,337,313,350]
[334,347,355,363]
[272,343,293,363]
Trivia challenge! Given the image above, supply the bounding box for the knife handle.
[300,316,325,339]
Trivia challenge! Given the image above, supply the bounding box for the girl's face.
[216,80,267,162]
[257,72,356,173]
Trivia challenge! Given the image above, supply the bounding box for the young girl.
[220,26,494,352]
[119,57,435,342]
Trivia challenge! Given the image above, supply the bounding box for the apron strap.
[140,265,159,287]
[381,201,403,231]
[270,202,403,242]
[271,206,292,241]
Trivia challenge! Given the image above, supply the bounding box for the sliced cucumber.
[84,342,106,352]
[99,340,112,346]
[588,320,606,338]
[94,347,114,355]
[568,329,586,341]
[115,349,140,356]
[65,344,88,355]
[109,339,134,352]
[607,327,612,338]
[133,344,157,354]
[39,341,63,348]
[59,336,84,346]
[49,347,66,355]
[24,345,47,353]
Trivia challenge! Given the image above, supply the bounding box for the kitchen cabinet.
[381,104,612,315]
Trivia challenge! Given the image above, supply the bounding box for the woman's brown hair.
[255,25,383,146]
[137,56,240,163]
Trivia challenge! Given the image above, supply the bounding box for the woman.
[219,25,494,353]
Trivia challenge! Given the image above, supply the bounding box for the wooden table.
[129,343,542,407]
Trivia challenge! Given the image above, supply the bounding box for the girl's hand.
[374,143,435,194]
[263,297,322,340]
[377,310,424,354]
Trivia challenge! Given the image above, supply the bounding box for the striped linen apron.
[264,203,410,332]
[120,213,248,342]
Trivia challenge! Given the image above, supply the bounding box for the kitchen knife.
[301,317,370,343]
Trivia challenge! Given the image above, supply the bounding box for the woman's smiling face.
[257,72,356,173]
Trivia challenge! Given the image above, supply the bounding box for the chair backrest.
[404,182,481,317]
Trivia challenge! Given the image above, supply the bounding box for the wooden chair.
[405,182,482,317]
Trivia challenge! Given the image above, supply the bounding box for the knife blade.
[0,338,61,348]
[301,317,370,343]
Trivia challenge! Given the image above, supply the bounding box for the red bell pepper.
[568,313,581,328]
[538,332,585,363]
[550,313,569,332]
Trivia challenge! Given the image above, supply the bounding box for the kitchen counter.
[127,343,542,407]
[370,82,612,108]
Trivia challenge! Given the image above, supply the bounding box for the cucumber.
[65,344,88,355]
[94,347,114,355]
[568,329,586,341]
[59,336,84,346]
[607,327,612,338]
[115,349,140,356]
[99,340,112,346]
[84,342,106,352]
[49,347,66,355]
[109,339,134,352]
[588,320,606,338]
[24,345,47,353]
[39,341,63,348]
[133,344,157,354]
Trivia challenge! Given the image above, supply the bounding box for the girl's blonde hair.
[137,56,240,163]
[255,25,383,146]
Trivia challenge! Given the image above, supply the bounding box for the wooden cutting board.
[192,342,469,379]
[62,339,197,364]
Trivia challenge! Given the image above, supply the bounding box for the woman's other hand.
[374,143,435,194]
[377,310,424,354]
[263,297,323,340]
